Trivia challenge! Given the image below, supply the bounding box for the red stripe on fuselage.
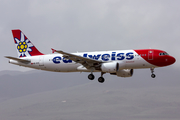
[134,49,176,67]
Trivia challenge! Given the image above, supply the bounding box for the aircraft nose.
[168,56,176,65]
[170,56,176,64]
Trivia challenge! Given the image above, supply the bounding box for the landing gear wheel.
[88,74,95,80]
[98,77,105,83]
[151,74,156,78]
[150,68,156,78]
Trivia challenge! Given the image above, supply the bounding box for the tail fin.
[12,29,44,58]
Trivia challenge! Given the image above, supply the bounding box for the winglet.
[51,48,56,53]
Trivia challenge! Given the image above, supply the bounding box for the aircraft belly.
[45,62,80,72]
[125,57,156,69]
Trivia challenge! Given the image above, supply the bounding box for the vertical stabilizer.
[12,29,44,58]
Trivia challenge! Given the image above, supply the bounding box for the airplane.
[5,29,176,83]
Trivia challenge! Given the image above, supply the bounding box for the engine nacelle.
[101,62,119,73]
[116,69,133,77]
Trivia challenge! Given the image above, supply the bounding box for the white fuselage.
[9,50,155,72]
[8,29,176,82]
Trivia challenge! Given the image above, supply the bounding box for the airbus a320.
[5,29,176,83]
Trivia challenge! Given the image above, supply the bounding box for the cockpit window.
[159,52,169,56]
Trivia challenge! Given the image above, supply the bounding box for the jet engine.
[101,62,119,73]
[101,62,133,77]
[116,69,133,77]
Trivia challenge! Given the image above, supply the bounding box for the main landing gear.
[98,72,105,83]
[150,68,156,78]
[88,74,95,80]
[88,72,105,83]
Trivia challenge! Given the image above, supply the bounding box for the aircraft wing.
[54,50,103,69]
[5,56,31,63]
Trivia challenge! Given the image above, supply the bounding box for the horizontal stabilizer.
[5,56,31,63]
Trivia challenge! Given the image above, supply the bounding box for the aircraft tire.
[98,77,105,83]
[88,74,95,80]
[151,74,156,78]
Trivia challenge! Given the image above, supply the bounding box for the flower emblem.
[14,32,34,57]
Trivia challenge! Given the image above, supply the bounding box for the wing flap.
[56,50,101,63]
[54,50,102,69]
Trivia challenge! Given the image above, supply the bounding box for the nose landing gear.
[150,68,156,78]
